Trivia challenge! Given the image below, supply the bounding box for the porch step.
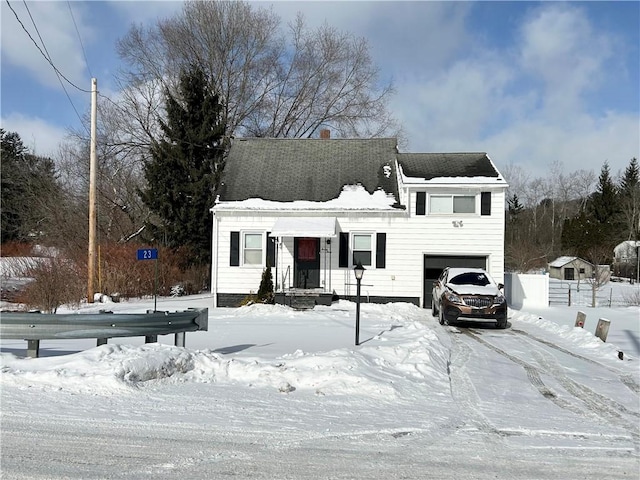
[274,292,335,310]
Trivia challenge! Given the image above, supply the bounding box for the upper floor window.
[429,194,476,214]
[415,191,491,216]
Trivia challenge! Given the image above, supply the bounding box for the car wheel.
[497,318,507,329]
[438,307,446,326]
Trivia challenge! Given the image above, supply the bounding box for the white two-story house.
[210,134,508,308]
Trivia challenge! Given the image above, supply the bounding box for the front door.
[294,237,320,289]
[564,268,575,280]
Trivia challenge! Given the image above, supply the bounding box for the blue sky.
[1,1,638,180]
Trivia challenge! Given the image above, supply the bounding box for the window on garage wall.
[416,192,491,216]
[429,194,476,214]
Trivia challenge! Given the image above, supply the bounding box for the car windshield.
[449,272,491,287]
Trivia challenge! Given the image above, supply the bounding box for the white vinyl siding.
[211,188,506,307]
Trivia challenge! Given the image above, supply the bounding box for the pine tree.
[1,130,62,242]
[590,162,619,225]
[257,264,274,303]
[507,193,524,221]
[140,66,226,267]
[619,157,639,240]
[561,211,606,259]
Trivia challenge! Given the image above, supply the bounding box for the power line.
[19,0,87,129]
[67,1,93,79]
[5,0,91,94]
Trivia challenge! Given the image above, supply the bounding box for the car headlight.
[445,291,462,304]
[494,294,506,305]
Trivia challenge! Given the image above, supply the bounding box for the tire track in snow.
[462,330,640,447]
[531,348,640,446]
[460,330,579,414]
[511,327,640,395]
[446,331,508,444]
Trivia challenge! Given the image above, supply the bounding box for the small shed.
[548,256,594,281]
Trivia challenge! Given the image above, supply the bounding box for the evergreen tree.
[562,161,621,263]
[561,211,607,260]
[506,193,525,244]
[507,193,524,222]
[140,66,226,267]
[590,162,619,225]
[257,264,274,303]
[1,130,27,241]
[619,157,639,240]
[1,130,62,242]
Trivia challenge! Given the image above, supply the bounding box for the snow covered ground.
[1,288,639,479]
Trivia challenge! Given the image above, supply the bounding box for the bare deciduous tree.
[115,1,401,144]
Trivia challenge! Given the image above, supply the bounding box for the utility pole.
[87,78,98,303]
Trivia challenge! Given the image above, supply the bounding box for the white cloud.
[1,1,89,90]
[390,3,638,180]
[517,4,613,115]
[108,1,184,24]
[484,111,640,179]
[1,113,68,158]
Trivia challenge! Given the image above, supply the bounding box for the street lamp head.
[353,261,366,281]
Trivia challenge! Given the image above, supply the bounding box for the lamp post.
[353,261,365,346]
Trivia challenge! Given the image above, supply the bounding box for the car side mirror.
[498,283,504,290]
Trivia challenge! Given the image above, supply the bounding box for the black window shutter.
[230,231,240,266]
[266,233,276,267]
[416,192,426,215]
[376,233,386,269]
[481,192,491,216]
[339,232,349,268]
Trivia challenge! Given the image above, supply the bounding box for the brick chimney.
[320,129,330,139]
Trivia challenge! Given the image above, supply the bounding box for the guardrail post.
[574,311,586,328]
[175,332,186,347]
[27,340,40,358]
[595,318,610,342]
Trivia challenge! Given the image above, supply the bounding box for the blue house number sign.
[137,248,158,261]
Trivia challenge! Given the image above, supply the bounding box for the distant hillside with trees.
[504,157,639,278]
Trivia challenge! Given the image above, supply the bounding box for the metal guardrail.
[0,308,208,358]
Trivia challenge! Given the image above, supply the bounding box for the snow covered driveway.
[1,298,639,479]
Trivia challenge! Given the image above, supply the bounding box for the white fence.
[504,273,549,310]
[504,273,638,309]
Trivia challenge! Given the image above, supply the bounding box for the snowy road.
[1,299,639,479]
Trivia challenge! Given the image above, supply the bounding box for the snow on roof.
[548,256,592,268]
[400,174,508,185]
[270,217,337,237]
[396,153,508,186]
[614,240,640,252]
[213,185,398,211]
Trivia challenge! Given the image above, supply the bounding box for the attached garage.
[423,255,487,308]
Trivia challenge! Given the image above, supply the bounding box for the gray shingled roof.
[397,153,499,180]
[218,137,401,205]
